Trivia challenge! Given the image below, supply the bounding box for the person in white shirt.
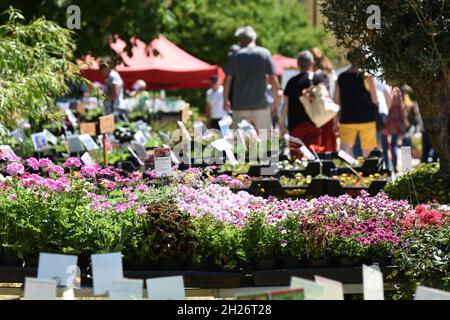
[206,75,226,129]
[99,56,124,117]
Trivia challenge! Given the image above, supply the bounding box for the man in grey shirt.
[223,26,280,131]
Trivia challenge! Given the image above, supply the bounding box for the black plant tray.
[252,266,396,287]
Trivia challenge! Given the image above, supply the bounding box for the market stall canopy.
[79,35,224,90]
[272,55,298,76]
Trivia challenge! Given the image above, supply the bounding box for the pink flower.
[8,194,17,201]
[135,184,149,192]
[39,158,53,168]
[128,193,138,201]
[63,157,81,168]
[26,157,40,171]
[6,163,24,175]
[48,165,65,176]
[114,203,127,213]
[80,165,99,178]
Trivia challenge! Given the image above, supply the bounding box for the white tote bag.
[300,73,340,128]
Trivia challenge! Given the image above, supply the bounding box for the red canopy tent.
[80,35,224,90]
[272,55,298,76]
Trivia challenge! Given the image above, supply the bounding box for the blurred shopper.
[386,87,409,172]
[311,47,338,152]
[223,26,280,131]
[334,50,378,157]
[206,75,226,130]
[280,50,325,157]
[99,56,124,117]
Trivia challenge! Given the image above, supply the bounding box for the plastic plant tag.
[154,148,173,177]
[79,134,99,151]
[0,145,17,158]
[314,275,344,300]
[23,277,57,300]
[110,279,144,300]
[300,145,316,160]
[414,286,450,300]
[177,121,192,141]
[290,277,325,300]
[401,146,412,171]
[67,135,84,153]
[37,253,78,288]
[134,130,148,146]
[363,264,384,300]
[31,132,49,152]
[146,276,185,300]
[338,150,358,166]
[91,252,123,296]
[81,152,95,165]
[218,119,232,139]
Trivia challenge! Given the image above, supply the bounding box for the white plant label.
[300,145,316,161]
[314,275,344,300]
[81,152,95,165]
[67,135,84,153]
[23,277,57,300]
[177,121,192,141]
[134,130,148,146]
[37,253,78,288]
[154,148,173,177]
[31,132,49,152]
[91,252,123,296]
[146,276,185,300]
[290,276,325,300]
[110,279,144,300]
[79,134,99,151]
[363,264,384,300]
[338,150,358,166]
[43,129,58,145]
[401,146,412,171]
[414,286,450,300]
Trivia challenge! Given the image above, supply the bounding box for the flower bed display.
[0,154,449,298]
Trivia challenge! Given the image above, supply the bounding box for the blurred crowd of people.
[207,26,437,172]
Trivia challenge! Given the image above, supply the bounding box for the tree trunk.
[414,78,450,177]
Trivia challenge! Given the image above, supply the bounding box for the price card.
[146,276,185,300]
[177,121,191,141]
[314,275,344,300]
[110,279,144,300]
[81,152,95,165]
[270,288,305,300]
[67,135,84,153]
[338,150,358,166]
[23,277,57,300]
[363,264,384,300]
[31,132,49,152]
[414,286,450,300]
[218,119,232,139]
[37,253,78,288]
[134,130,148,146]
[154,148,173,177]
[99,114,116,134]
[300,145,316,160]
[79,134,99,151]
[401,146,412,171]
[91,252,123,296]
[79,122,97,136]
[290,277,325,300]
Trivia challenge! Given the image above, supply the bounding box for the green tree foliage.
[320,0,450,176]
[0,8,81,133]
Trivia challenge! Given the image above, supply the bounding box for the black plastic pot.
[185,261,209,272]
[24,256,39,268]
[158,260,181,271]
[0,256,23,267]
[335,257,362,267]
[308,257,333,268]
[278,257,303,269]
[253,259,278,271]
[367,256,391,266]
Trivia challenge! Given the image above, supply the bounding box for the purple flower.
[26,157,40,171]
[8,194,17,201]
[136,184,149,192]
[48,165,65,176]
[6,163,24,175]
[63,157,81,168]
[114,203,127,213]
[80,165,99,178]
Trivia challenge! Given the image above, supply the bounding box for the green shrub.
[385,163,450,204]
